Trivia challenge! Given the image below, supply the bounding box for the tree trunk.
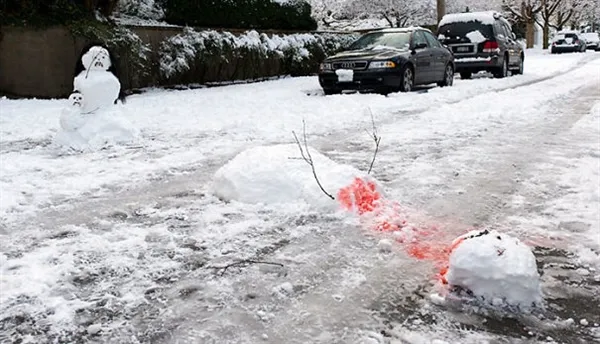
[542,22,549,49]
[526,20,535,48]
[437,0,446,24]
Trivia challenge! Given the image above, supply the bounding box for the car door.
[499,21,520,66]
[411,30,433,84]
[423,30,446,81]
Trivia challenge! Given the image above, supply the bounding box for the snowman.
[55,44,137,152]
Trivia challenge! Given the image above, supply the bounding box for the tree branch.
[292,120,335,200]
[209,260,284,276]
[381,12,394,27]
[365,108,381,175]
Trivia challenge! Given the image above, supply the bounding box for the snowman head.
[81,46,112,71]
[68,92,84,107]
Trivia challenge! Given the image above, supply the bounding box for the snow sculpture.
[210,144,381,209]
[442,229,543,309]
[54,44,137,152]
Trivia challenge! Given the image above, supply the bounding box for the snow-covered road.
[1,49,599,343]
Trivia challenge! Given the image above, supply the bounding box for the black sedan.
[318,28,455,95]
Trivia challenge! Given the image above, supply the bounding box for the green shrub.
[159,28,357,85]
[164,0,318,31]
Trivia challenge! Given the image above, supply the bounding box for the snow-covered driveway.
[1,50,599,343]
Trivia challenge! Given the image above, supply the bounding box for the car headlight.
[368,61,396,69]
[320,63,333,71]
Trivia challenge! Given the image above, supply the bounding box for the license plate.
[336,69,354,82]
[456,46,469,52]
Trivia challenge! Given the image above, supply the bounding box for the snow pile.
[439,11,500,26]
[55,104,139,152]
[210,144,379,209]
[442,229,542,309]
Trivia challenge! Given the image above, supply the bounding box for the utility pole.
[437,0,446,24]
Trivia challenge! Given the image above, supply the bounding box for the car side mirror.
[414,42,427,50]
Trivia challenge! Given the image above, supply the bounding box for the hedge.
[158,28,358,85]
[0,0,88,26]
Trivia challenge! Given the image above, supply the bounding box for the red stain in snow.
[337,177,468,284]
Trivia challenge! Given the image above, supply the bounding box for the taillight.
[483,40,499,53]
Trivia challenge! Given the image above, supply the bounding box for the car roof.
[439,11,503,27]
[364,26,432,34]
[557,30,580,34]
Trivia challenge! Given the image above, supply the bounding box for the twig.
[366,108,382,175]
[292,119,335,200]
[209,259,284,276]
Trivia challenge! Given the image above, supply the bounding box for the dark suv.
[437,11,524,79]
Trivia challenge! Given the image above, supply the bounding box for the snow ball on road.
[210,144,377,209]
[445,229,542,309]
[377,239,393,252]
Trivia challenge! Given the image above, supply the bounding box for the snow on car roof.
[557,29,580,34]
[438,11,501,27]
[368,26,432,34]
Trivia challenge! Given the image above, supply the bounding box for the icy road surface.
[1,50,599,343]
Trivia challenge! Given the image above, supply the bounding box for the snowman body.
[73,70,121,114]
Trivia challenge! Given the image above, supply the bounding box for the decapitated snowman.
[440,229,543,310]
[54,43,138,152]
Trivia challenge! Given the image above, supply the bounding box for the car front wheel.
[437,64,454,87]
[399,65,414,92]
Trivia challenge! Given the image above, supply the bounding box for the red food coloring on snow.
[337,177,469,285]
[337,177,381,215]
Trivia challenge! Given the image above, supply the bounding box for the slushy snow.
[210,144,378,209]
[444,229,542,309]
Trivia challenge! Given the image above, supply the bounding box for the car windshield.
[347,32,411,50]
[438,21,494,42]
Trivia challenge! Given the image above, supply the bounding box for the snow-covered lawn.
[1,49,599,343]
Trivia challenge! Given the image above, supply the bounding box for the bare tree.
[535,0,563,49]
[504,0,543,48]
[343,0,436,28]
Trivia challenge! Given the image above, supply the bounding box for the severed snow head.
[68,91,84,107]
[81,46,112,71]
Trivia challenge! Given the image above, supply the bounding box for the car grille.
[332,61,368,70]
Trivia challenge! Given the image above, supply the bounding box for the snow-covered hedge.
[117,0,165,21]
[158,28,357,85]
